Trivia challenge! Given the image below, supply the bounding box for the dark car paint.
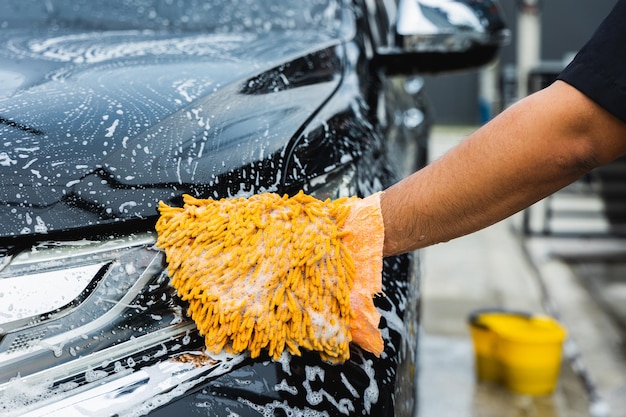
[0,1,428,416]
[0,29,347,239]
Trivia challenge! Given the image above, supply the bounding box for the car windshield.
[0,0,342,34]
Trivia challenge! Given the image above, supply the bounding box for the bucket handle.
[467,308,533,330]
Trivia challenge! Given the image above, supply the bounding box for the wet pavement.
[417,126,626,417]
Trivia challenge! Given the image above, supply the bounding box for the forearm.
[381,81,626,256]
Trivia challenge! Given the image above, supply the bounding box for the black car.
[0,1,507,415]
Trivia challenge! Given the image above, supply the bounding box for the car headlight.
[0,233,248,416]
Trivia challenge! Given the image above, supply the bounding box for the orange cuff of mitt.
[340,192,384,356]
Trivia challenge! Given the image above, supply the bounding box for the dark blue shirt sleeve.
[557,0,626,124]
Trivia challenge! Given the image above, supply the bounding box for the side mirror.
[367,0,510,75]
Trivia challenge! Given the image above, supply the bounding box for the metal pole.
[516,0,541,99]
[479,59,499,123]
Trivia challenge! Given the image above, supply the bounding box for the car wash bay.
[418,126,626,417]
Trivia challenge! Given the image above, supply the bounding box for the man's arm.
[380,80,626,256]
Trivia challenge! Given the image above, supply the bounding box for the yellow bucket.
[468,309,567,396]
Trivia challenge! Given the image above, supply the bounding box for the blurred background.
[418,1,626,417]
[425,0,617,125]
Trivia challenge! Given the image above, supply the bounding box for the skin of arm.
[380,80,626,256]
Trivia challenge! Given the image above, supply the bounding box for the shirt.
[557,0,626,124]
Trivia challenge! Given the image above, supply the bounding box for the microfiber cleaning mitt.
[155,190,384,364]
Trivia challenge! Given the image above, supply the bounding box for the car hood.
[0,29,342,239]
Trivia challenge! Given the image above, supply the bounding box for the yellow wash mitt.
[155,190,384,364]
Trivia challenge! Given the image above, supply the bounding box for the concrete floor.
[417,126,626,417]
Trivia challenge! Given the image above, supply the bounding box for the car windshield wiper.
[0,116,44,135]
